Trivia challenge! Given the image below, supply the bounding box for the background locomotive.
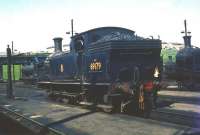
[0,53,48,83]
[39,27,162,116]
[176,20,200,90]
[163,20,200,90]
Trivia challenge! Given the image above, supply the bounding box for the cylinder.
[53,37,63,52]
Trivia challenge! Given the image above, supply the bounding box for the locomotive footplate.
[38,81,111,105]
[38,80,153,115]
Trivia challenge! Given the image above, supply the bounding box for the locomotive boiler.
[38,27,162,116]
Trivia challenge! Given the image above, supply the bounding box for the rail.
[0,106,65,135]
[151,109,200,128]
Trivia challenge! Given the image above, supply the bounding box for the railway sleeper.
[79,101,113,112]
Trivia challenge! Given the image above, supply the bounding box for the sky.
[0,0,200,53]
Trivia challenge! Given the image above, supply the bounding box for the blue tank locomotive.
[39,27,162,116]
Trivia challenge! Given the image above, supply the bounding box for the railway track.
[0,106,65,135]
[151,109,200,128]
[47,98,200,128]
[0,110,35,135]
[1,83,200,134]
[0,97,199,135]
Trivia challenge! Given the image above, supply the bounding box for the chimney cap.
[53,37,63,40]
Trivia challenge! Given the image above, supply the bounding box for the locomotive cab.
[83,34,161,115]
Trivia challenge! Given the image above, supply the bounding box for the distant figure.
[153,66,162,108]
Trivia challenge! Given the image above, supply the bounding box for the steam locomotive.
[170,20,200,90]
[176,47,200,89]
[38,27,162,116]
[21,55,48,84]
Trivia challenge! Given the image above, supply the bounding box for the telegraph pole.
[71,19,74,37]
[184,20,188,36]
[11,41,14,54]
[66,19,75,37]
[6,45,13,99]
[12,41,15,82]
[181,20,192,48]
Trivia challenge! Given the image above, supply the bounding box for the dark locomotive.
[38,27,162,116]
[175,20,200,90]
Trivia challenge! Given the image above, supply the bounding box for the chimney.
[183,35,191,48]
[53,37,63,52]
[182,20,192,48]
